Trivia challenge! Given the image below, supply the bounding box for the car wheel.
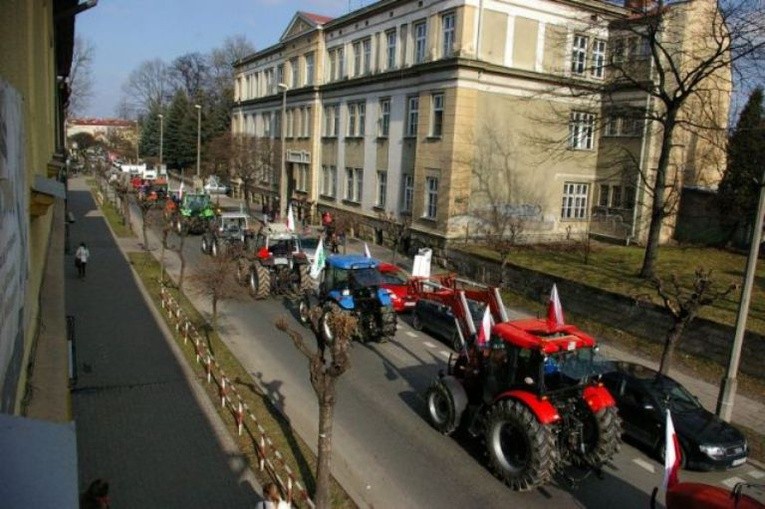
[412,313,424,331]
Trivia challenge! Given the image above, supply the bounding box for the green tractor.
[173,191,216,234]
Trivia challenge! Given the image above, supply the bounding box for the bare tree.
[377,211,411,264]
[275,307,357,509]
[188,253,247,330]
[169,52,210,100]
[120,59,172,118]
[67,36,95,117]
[209,35,256,94]
[652,268,737,375]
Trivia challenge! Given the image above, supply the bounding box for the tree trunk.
[178,233,187,291]
[211,295,218,331]
[640,110,678,279]
[659,321,686,375]
[314,379,336,509]
[142,217,149,251]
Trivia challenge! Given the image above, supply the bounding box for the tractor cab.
[320,255,391,310]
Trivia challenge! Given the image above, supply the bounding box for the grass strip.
[86,180,132,238]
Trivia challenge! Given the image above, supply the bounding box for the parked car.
[203,176,231,195]
[378,263,418,312]
[412,297,486,351]
[597,361,748,471]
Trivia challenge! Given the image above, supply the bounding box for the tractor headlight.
[699,444,726,459]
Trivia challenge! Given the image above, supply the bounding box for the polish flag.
[286,203,295,232]
[663,409,682,490]
[178,181,185,200]
[475,305,492,348]
[546,284,565,330]
[364,242,372,258]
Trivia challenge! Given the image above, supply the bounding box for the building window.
[290,58,299,88]
[386,30,397,69]
[402,174,414,212]
[274,111,282,138]
[305,52,314,86]
[406,96,419,137]
[611,186,622,207]
[599,184,609,207]
[414,21,427,64]
[604,114,643,137]
[363,38,372,74]
[431,93,444,137]
[591,39,606,79]
[277,64,284,87]
[569,111,595,150]
[264,112,273,137]
[345,167,363,202]
[571,35,588,75]
[324,104,339,137]
[377,171,387,208]
[442,12,455,58]
[328,47,344,81]
[353,41,362,77]
[322,165,337,197]
[296,164,309,192]
[302,107,311,137]
[378,98,391,137]
[265,68,275,94]
[347,101,365,137]
[561,183,589,219]
[286,109,294,138]
[424,176,438,219]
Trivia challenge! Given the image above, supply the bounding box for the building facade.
[232,0,730,249]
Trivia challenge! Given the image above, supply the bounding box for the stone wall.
[443,248,764,379]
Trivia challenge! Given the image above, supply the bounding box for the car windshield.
[648,378,702,412]
[300,236,319,250]
[186,195,210,209]
[380,267,408,285]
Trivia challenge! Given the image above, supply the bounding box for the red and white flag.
[663,409,682,491]
[475,305,492,348]
[178,181,185,200]
[364,242,372,258]
[286,203,295,232]
[546,284,565,330]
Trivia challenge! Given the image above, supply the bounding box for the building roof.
[300,11,333,25]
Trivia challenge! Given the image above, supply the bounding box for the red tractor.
[422,281,622,491]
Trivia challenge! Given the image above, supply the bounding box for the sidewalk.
[66,177,261,508]
[352,236,765,437]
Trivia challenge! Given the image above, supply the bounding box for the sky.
[75,0,357,118]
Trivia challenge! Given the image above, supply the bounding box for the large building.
[232,0,730,249]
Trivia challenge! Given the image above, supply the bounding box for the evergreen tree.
[718,88,765,244]
[138,104,162,159]
[165,91,197,171]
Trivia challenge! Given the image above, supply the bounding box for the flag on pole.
[286,203,295,232]
[546,284,565,330]
[364,242,372,258]
[309,236,326,279]
[663,409,682,490]
[475,305,492,348]
[178,181,185,200]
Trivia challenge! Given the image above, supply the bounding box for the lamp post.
[717,169,765,422]
[277,83,289,218]
[157,113,164,165]
[194,104,202,178]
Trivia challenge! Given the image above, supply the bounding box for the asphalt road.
[129,193,764,508]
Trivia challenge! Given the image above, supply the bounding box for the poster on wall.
[0,77,29,412]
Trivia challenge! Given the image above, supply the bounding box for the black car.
[411,298,485,351]
[598,361,748,471]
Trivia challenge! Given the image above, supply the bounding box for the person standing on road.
[75,242,90,279]
[256,482,291,509]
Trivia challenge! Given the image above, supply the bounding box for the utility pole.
[195,104,202,178]
[716,169,765,422]
[158,113,164,165]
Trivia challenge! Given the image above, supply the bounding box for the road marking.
[405,331,418,338]
[423,341,437,348]
[632,458,656,473]
[748,469,765,480]
[721,476,748,488]
[440,350,451,359]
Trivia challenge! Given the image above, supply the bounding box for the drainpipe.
[630,58,656,245]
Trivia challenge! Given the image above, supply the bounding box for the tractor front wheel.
[574,405,622,469]
[320,303,342,346]
[484,399,556,491]
[425,380,464,435]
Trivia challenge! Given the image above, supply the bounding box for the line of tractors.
[161,191,623,493]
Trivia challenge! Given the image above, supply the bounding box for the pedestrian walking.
[79,478,110,509]
[75,242,90,279]
[256,482,291,509]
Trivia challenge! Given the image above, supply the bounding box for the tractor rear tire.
[298,264,312,293]
[378,306,397,342]
[236,259,249,285]
[484,399,556,491]
[425,380,465,435]
[320,303,342,346]
[574,405,622,469]
[249,264,270,300]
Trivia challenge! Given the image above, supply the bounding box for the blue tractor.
[307,254,397,344]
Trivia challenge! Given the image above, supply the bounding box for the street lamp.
[157,113,164,165]
[717,169,765,421]
[194,104,202,178]
[277,83,289,218]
